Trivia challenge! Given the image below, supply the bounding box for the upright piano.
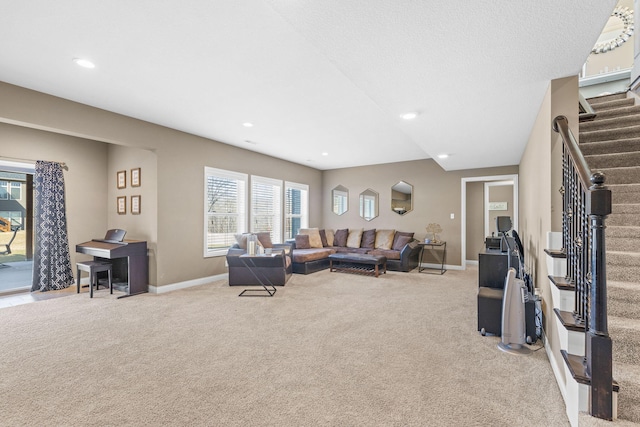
[76,239,148,298]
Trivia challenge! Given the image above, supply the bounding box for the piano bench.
[76,261,113,298]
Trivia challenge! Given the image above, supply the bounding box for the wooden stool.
[76,261,113,298]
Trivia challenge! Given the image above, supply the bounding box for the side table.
[237,251,283,297]
[418,241,447,275]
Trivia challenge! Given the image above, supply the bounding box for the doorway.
[0,160,35,294]
[461,174,518,267]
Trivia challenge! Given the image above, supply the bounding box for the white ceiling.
[0,1,616,171]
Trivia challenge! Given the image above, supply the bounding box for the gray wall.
[322,159,518,266]
[0,82,323,287]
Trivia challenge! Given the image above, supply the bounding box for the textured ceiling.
[0,1,616,170]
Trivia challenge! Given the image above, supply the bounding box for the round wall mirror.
[332,185,349,215]
[359,188,379,221]
[391,181,413,215]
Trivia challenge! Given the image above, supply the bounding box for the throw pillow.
[361,229,376,249]
[299,228,323,248]
[234,233,252,250]
[334,229,349,247]
[392,231,415,251]
[392,234,413,251]
[256,232,274,248]
[295,234,311,249]
[319,229,329,247]
[325,229,335,246]
[374,229,396,250]
[346,228,364,248]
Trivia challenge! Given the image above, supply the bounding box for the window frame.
[284,181,309,241]
[250,175,283,244]
[203,167,248,257]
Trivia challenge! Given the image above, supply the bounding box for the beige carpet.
[1,267,569,426]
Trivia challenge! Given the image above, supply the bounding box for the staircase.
[578,91,640,424]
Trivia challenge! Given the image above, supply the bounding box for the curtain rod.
[0,156,68,170]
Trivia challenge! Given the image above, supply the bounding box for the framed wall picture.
[117,170,127,189]
[117,196,127,215]
[131,195,141,215]
[131,167,141,187]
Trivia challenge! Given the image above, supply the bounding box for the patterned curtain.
[31,161,74,292]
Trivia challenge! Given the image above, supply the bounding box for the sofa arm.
[398,240,421,271]
[273,242,293,256]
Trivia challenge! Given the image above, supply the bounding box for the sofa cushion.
[334,246,369,254]
[319,229,329,247]
[292,248,335,263]
[299,228,323,248]
[256,232,273,248]
[361,229,376,249]
[295,234,311,249]
[346,228,364,248]
[374,229,396,250]
[325,229,335,246]
[368,249,401,260]
[334,229,349,247]
[392,234,413,251]
[392,231,414,250]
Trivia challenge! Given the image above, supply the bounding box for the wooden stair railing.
[553,115,613,420]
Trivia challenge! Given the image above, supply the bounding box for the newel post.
[586,172,613,420]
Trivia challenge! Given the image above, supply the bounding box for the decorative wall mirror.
[391,181,413,215]
[332,185,349,215]
[359,188,379,221]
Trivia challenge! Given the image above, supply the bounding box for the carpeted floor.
[0,267,569,426]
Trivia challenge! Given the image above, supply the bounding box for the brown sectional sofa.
[289,228,421,274]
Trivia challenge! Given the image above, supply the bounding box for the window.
[250,176,282,244]
[0,181,21,200]
[10,182,21,200]
[204,167,247,257]
[285,182,309,240]
[0,181,7,200]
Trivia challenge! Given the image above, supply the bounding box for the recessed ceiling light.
[242,122,254,128]
[401,112,418,120]
[322,152,329,156]
[73,58,95,69]
[437,154,449,159]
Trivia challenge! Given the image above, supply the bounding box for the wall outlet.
[450,213,455,219]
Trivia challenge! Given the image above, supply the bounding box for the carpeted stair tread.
[596,166,640,185]
[608,282,640,320]
[607,225,640,239]
[585,151,640,169]
[612,362,640,424]
[580,138,640,156]
[580,125,640,143]
[590,96,635,110]
[586,92,628,104]
[591,105,640,120]
[609,205,640,227]
[607,236,640,253]
[580,114,640,132]
[609,184,640,204]
[609,317,640,366]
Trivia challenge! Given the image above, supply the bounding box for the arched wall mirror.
[332,185,349,215]
[391,181,413,215]
[359,188,378,221]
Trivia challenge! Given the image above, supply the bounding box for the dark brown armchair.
[226,243,293,286]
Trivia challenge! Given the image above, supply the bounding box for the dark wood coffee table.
[328,253,387,278]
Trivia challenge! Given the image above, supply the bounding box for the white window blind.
[285,181,309,240]
[204,167,247,257]
[250,175,282,243]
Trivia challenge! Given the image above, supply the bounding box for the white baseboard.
[149,273,228,294]
[419,263,463,271]
[466,260,479,266]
